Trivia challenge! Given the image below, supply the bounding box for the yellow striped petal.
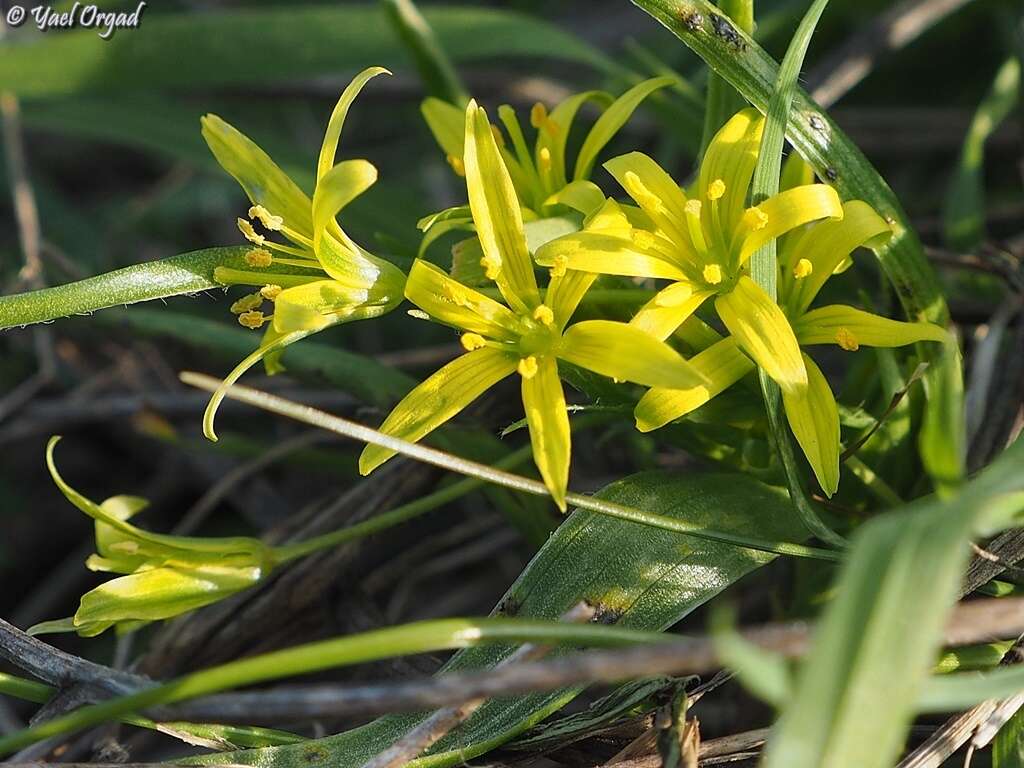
[559,320,708,389]
[738,184,843,265]
[464,101,540,312]
[630,283,714,341]
[715,276,807,393]
[781,200,893,314]
[573,76,674,181]
[604,151,691,247]
[537,90,608,191]
[546,269,597,331]
[421,97,465,159]
[544,180,606,216]
[698,108,764,234]
[311,159,379,280]
[782,354,841,497]
[635,338,754,431]
[521,356,571,511]
[405,259,522,341]
[359,348,518,475]
[536,232,688,281]
[317,66,390,183]
[794,305,950,348]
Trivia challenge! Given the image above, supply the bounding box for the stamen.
[461,332,487,351]
[835,327,859,351]
[707,179,726,200]
[248,205,283,231]
[703,264,723,285]
[550,255,568,278]
[533,305,555,326]
[238,310,269,329]
[743,206,769,231]
[793,258,813,279]
[480,256,501,280]
[530,103,548,129]
[447,154,466,177]
[538,147,552,174]
[517,356,539,379]
[260,284,282,301]
[230,292,263,315]
[238,218,265,246]
[622,171,666,214]
[244,248,273,268]
[684,199,709,254]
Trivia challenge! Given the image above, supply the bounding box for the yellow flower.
[416,77,674,259]
[199,67,406,440]
[537,108,845,396]
[634,156,949,497]
[359,101,708,510]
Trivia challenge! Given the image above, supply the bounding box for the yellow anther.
[260,284,282,301]
[530,103,548,129]
[244,248,273,268]
[230,292,263,315]
[533,305,555,325]
[446,154,466,177]
[707,178,726,200]
[744,206,769,231]
[238,218,265,246]
[248,205,283,231]
[793,258,814,279]
[490,124,505,148]
[461,332,487,351]
[517,356,539,379]
[550,255,568,278]
[480,256,501,280]
[538,147,552,173]
[622,171,665,213]
[703,263,723,285]
[835,327,860,351]
[238,310,268,329]
[685,199,702,217]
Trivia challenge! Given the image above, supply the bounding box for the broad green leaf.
[994,705,1024,767]
[1,6,608,96]
[762,438,1024,768]
[183,470,808,768]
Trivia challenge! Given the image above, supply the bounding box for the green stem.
[846,455,903,507]
[382,0,469,106]
[273,445,534,562]
[181,372,842,563]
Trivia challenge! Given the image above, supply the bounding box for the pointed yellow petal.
[359,348,518,475]
[405,259,522,340]
[794,305,950,348]
[782,200,892,314]
[635,338,753,431]
[535,232,688,281]
[521,356,571,511]
[537,90,609,191]
[698,108,764,234]
[573,76,674,181]
[630,284,714,341]
[604,151,691,247]
[544,180,606,216]
[783,354,841,497]
[421,97,465,160]
[317,66,390,183]
[464,101,540,312]
[311,159,378,277]
[559,320,709,389]
[546,269,597,330]
[738,184,843,264]
[715,276,807,393]
[201,114,313,239]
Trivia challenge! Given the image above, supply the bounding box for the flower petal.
[573,76,674,181]
[794,305,950,348]
[521,356,571,511]
[559,320,709,389]
[738,184,843,265]
[464,101,540,312]
[358,348,518,475]
[604,151,691,247]
[635,337,753,431]
[630,283,714,341]
[405,259,522,340]
[781,200,893,314]
[697,108,764,234]
[200,114,312,239]
[537,90,609,191]
[311,158,377,258]
[715,276,807,393]
[535,232,688,280]
[546,269,597,330]
[544,180,606,216]
[317,66,389,183]
[421,97,465,159]
[783,354,841,497]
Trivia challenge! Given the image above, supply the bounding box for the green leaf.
[994,704,1024,767]
[1,6,608,97]
[762,438,1024,768]
[383,0,468,106]
[699,0,753,155]
[183,470,808,767]
[919,335,966,496]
